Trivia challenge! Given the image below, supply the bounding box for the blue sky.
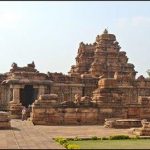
[0,1,150,77]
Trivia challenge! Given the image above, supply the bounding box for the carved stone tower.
[69,29,137,80]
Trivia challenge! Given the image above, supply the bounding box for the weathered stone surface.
[138,96,150,105]
[31,93,99,125]
[39,94,58,100]
[104,118,142,129]
[132,120,150,136]
[98,78,117,88]
[0,111,11,129]
[1,29,150,126]
[9,102,23,119]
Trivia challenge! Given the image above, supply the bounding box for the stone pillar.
[9,85,23,119]
[12,88,20,103]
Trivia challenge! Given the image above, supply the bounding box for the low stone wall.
[30,93,150,126]
[30,94,128,125]
[0,111,11,129]
[9,102,23,119]
[132,120,150,136]
[32,107,99,125]
[31,94,99,125]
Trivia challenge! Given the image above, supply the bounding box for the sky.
[0,1,150,77]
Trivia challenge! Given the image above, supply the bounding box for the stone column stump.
[0,111,11,129]
[9,102,23,119]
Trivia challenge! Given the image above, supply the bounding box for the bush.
[101,137,109,140]
[66,144,80,149]
[91,136,98,140]
[67,138,74,141]
[130,135,140,139]
[109,135,130,140]
[55,136,64,142]
[64,142,70,148]
[135,135,140,139]
[55,137,67,145]
[74,136,82,141]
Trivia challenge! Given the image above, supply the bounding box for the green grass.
[67,139,150,149]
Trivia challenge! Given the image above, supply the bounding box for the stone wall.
[0,111,11,129]
[31,92,129,125]
[31,93,150,125]
[51,83,84,103]
[31,94,99,125]
[32,108,99,125]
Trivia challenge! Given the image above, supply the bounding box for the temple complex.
[1,29,150,125]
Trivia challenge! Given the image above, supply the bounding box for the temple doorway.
[20,85,35,108]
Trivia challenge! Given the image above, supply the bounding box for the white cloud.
[0,11,21,28]
[116,16,150,28]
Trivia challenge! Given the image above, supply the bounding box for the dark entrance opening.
[20,85,35,108]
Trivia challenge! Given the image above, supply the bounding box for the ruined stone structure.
[131,120,150,136]
[0,111,11,129]
[1,29,150,125]
[104,118,142,128]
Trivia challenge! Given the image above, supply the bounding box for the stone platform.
[0,111,11,129]
[104,118,142,128]
[132,120,150,136]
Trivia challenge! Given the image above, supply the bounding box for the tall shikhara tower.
[69,29,137,79]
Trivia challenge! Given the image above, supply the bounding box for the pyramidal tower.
[69,29,137,79]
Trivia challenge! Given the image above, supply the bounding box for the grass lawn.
[67,139,150,149]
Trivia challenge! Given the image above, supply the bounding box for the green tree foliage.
[147,69,150,77]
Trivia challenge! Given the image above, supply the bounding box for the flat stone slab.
[104,118,142,128]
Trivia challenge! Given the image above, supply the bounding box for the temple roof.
[103,28,108,34]
[1,79,53,85]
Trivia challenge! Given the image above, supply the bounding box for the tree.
[146,69,150,77]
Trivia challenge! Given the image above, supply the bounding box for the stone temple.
[1,29,150,125]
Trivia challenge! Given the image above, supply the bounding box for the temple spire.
[103,28,108,34]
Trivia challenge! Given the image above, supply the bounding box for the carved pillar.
[9,85,22,119]
[12,88,20,103]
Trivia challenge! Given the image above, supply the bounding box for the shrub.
[101,137,109,140]
[67,138,74,141]
[109,135,130,140]
[55,136,64,142]
[91,136,98,140]
[64,142,70,148]
[55,137,67,145]
[74,136,82,141]
[135,135,140,139]
[66,144,80,149]
[130,135,140,139]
